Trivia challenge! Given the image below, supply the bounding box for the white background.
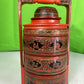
[0,51,84,84]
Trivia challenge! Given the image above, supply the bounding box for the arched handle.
[19,1,71,84]
[21,0,71,5]
[22,0,60,4]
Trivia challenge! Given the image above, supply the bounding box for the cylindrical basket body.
[23,7,68,84]
[25,71,67,84]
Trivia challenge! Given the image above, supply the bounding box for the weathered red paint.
[18,0,71,84]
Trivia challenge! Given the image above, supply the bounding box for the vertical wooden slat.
[66,3,71,84]
[66,4,71,66]
[18,0,24,84]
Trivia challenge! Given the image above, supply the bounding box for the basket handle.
[22,0,60,4]
[19,0,71,67]
[21,0,71,5]
[19,0,71,84]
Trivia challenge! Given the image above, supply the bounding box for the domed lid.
[23,7,68,28]
[32,7,61,20]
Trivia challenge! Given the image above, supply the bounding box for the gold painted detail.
[24,29,68,36]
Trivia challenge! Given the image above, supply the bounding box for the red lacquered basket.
[18,0,71,84]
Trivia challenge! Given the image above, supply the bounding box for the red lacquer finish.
[22,0,71,5]
[23,7,68,84]
[18,0,71,84]
[25,70,67,84]
[24,54,67,75]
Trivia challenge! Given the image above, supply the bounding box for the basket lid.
[32,6,61,20]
